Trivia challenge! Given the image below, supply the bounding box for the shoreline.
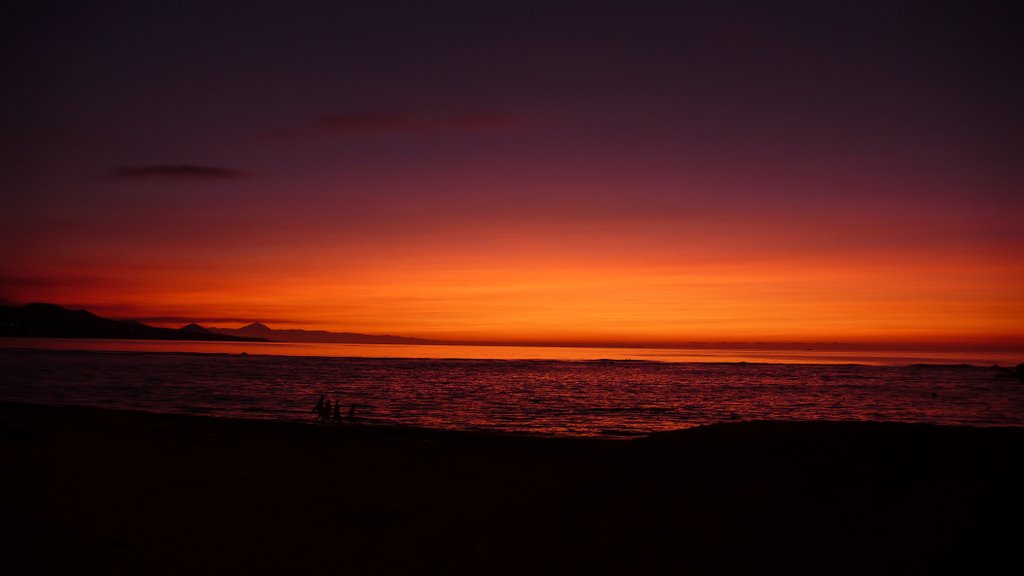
[5,399,1024,438]
[3,401,1021,574]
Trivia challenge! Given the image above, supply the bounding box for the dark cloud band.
[110,164,246,180]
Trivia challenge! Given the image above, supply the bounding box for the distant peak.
[24,302,69,311]
[243,322,271,331]
[180,323,210,333]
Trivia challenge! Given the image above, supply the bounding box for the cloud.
[0,274,109,290]
[108,164,247,180]
[268,110,526,139]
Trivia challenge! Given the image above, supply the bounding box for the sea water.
[1,341,1022,437]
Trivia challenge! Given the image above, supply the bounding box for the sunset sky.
[2,1,1021,346]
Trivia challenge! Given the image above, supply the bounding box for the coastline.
[2,402,1021,575]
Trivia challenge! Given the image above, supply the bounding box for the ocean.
[1,339,1022,437]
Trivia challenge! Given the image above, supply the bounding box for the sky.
[2,1,1022,347]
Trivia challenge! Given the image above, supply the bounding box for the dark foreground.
[2,403,1021,575]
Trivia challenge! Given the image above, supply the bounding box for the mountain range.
[0,302,437,345]
[0,303,266,342]
[198,322,438,344]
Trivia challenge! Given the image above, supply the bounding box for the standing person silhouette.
[323,397,332,424]
[333,397,341,421]
[313,394,326,422]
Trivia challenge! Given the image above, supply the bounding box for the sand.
[2,402,1021,575]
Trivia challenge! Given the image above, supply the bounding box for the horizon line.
[6,301,1022,353]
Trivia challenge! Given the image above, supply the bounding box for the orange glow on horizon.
[9,216,1022,348]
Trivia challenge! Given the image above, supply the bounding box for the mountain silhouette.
[180,322,216,334]
[205,322,437,344]
[0,303,267,342]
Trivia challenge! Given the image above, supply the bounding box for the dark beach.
[2,402,1021,575]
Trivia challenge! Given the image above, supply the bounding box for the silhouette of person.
[313,394,326,422]
[333,398,341,421]
[349,403,356,420]
[323,397,332,424]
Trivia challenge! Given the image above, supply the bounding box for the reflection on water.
[0,337,1021,365]
[1,342,1022,438]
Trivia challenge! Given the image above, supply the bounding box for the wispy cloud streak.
[109,164,247,180]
